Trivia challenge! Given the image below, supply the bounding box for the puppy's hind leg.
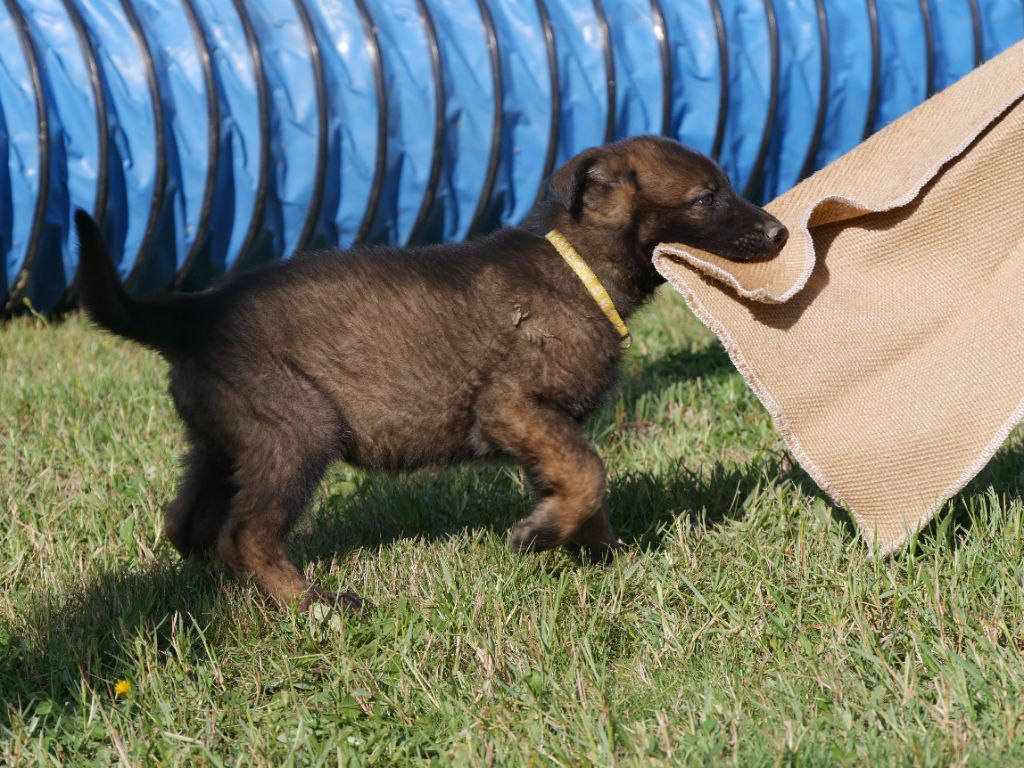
[164,434,235,558]
[478,395,619,560]
[216,441,363,612]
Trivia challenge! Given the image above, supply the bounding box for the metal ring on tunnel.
[708,0,729,162]
[533,0,561,209]
[118,0,166,291]
[918,0,936,96]
[593,0,616,145]
[173,0,221,288]
[967,0,984,65]
[863,0,881,141]
[63,0,107,224]
[292,0,329,254]
[649,0,671,137]
[466,0,504,238]
[351,0,388,246]
[799,0,830,182]
[57,0,109,309]
[742,0,780,199]
[226,0,271,272]
[2,0,49,315]
[407,0,447,246]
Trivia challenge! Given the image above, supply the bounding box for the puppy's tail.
[74,210,195,358]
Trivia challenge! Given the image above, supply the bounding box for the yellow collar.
[545,229,631,348]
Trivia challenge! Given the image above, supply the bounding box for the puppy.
[75,136,787,610]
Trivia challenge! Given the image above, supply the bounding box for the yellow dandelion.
[114,680,131,697]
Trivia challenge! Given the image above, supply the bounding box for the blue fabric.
[978,0,1024,61]
[305,0,383,249]
[71,0,160,286]
[603,0,666,139]
[244,0,323,261]
[185,0,265,283]
[130,0,213,290]
[717,0,774,194]
[15,0,98,309]
[3,0,78,312]
[0,2,43,309]
[757,0,824,201]
[469,0,555,232]
[872,0,929,132]
[414,0,499,244]
[812,0,873,170]
[546,0,611,164]
[3,0,1024,311]
[928,0,978,92]
[361,0,440,245]
[664,0,723,158]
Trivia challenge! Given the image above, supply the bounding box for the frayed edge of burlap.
[653,88,1024,557]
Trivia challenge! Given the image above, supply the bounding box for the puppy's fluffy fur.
[76,136,787,609]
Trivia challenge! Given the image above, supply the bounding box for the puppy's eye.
[693,193,714,207]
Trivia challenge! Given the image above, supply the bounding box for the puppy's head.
[547,136,787,263]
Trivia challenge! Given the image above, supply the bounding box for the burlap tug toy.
[654,41,1024,555]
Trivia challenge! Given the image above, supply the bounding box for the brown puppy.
[75,136,786,610]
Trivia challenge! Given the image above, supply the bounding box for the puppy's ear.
[548,148,638,228]
[547,148,603,218]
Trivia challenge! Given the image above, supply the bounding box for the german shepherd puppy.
[75,136,787,610]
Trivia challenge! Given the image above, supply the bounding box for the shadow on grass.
[6,441,1017,720]
[625,343,734,384]
[0,341,779,718]
[5,338,1018,718]
[0,558,230,727]
[0,461,773,719]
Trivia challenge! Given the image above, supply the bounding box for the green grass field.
[2,289,1024,766]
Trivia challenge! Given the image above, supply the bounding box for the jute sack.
[653,41,1024,554]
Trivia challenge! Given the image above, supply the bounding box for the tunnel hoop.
[2,0,49,314]
[533,0,561,209]
[57,0,109,308]
[799,0,830,181]
[63,0,107,221]
[592,0,616,145]
[862,0,881,139]
[708,0,729,161]
[173,0,220,286]
[742,0,780,198]
[649,0,672,136]
[466,0,505,236]
[291,0,329,254]
[119,0,166,290]
[967,0,984,66]
[226,0,271,271]
[351,0,387,245]
[406,0,447,246]
[918,0,935,96]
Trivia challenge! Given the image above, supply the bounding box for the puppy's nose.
[763,221,788,246]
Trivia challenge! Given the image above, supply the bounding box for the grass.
[2,288,1024,766]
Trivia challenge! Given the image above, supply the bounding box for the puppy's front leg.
[478,396,619,560]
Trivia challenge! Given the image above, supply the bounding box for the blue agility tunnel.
[1,0,1022,314]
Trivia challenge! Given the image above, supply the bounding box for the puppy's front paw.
[509,517,562,553]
